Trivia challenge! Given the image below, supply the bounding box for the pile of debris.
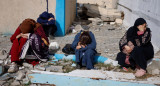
[77,0,124,24]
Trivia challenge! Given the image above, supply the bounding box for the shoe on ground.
[8,62,19,73]
[76,64,82,69]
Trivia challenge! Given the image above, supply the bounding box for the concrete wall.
[0,0,56,34]
[65,0,77,33]
[77,0,118,9]
[117,0,160,53]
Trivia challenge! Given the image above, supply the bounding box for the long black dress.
[116,26,154,70]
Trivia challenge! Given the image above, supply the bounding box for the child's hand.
[124,45,132,53]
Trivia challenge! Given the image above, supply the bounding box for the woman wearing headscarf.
[8,19,49,73]
[37,11,57,37]
[116,18,154,77]
[71,30,97,70]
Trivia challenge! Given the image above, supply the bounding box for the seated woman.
[116,18,154,77]
[71,30,97,70]
[37,11,57,37]
[8,19,49,73]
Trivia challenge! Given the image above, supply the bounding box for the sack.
[62,44,75,54]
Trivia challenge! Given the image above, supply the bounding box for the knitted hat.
[19,19,36,34]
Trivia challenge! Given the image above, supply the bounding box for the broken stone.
[46,66,63,72]
[75,24,83,31]
[101,16,115,22]
[16,70,25,80]
[49,42,60,54]
[30,84,37,86]
[22,76,30,84]
[84,4,121,18]
[147,60,160,74]
[110,22,115,25]
[52,59,59,62]
[81,25,89,30]
[89,18,103,26]
[23,63,33,70]
[3,82,10,86]
[4,55,11,65]
[104,71,135,80]
[1,50,7,55]
[95,28,100,32]
[0,73,16,81]
[0,81,6,85]
[26,69,33,75]
[71,63,76,67]
[0,55,7,60]
[11,80,21,86]
[0,61,5,75]
[98,1,106,8]
[67,25,75,34]
[72,29,77,33]
[114,69,121,72]
[115,18,123,25]
[101,67,106,71]
[34,65,46,71]
[60,61,72,66]
[104,50,108,53]
[152,69,160,75]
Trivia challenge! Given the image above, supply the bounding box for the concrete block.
[101,16,115,21]
[46,66,63,72]
[16,71,25,80]
[115,18,123,24]
[110,22,116,25]
[34,65,46,71]
[49,42,60,51]
[147,60,160,74]
[23,63,33,70]
[84,4,121,18]
[0,55,7,60]
[75,24,83,31]
[151,69,160,75]
[22,77,30,84]
[11,80,21,86]
[98,1,106,8]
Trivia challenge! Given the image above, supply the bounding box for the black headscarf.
[134,18,147,28]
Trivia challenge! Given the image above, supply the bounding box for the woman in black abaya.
[116,18,154,77]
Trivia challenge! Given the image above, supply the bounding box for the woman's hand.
[76,46,81,50]
[81,45,86,48]
[21,33,30,39]
[16,33,29,39]
[16,33,22,39]
[48,18,54,21]
[128,41,134,50]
